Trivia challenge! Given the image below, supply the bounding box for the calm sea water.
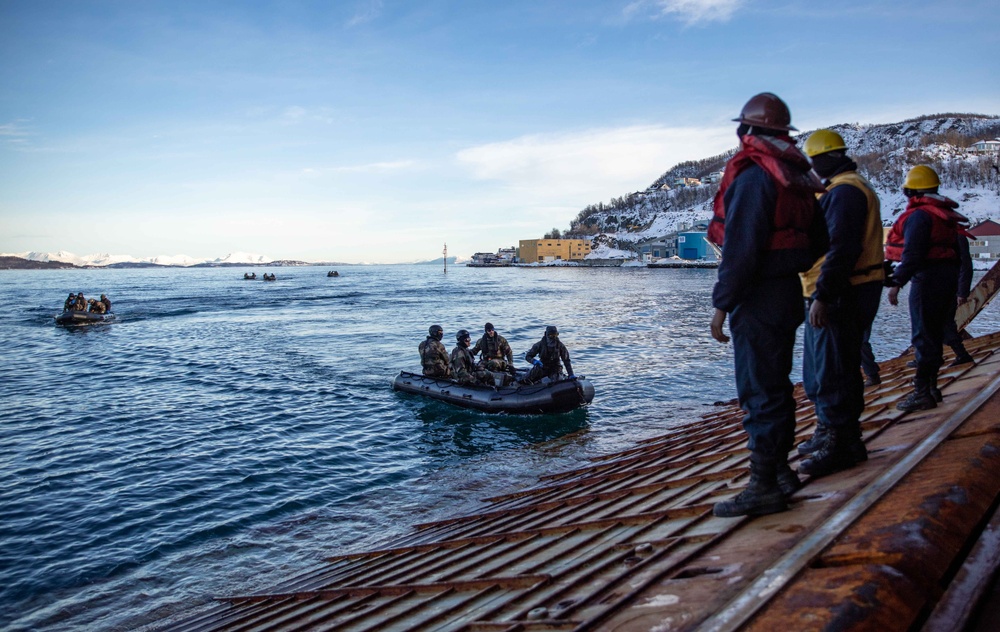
[3,264,998,631]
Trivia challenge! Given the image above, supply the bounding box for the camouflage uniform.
[471,331,513,371]
[524,335,573,383]
[419,336,451,377]
[450,345,495,386]
[100,295,112,313]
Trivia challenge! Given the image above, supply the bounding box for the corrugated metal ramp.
[156,328,1000,631]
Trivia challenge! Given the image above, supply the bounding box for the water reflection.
[410,397,590,461]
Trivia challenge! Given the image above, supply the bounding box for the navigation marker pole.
[443,243,448,273]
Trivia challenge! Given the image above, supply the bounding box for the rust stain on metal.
[743,565,926,632]
[156,332,1000,631]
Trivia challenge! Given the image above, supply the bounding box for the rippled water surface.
[3,264,998,630]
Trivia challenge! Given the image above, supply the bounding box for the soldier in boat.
[419,325,451,378]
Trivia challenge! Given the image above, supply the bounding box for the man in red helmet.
[708,92,827,518]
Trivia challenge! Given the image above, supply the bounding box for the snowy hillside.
[566,114,1000,249]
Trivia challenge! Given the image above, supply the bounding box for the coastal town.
[469,217,1000,268]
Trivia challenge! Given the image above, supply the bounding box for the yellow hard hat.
[903,165,940,190]
[803,129,847,157]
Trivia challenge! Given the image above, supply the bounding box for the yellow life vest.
[800,171,884,298]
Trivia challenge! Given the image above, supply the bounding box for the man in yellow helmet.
[796,129,884,478]
[885,165,970,411]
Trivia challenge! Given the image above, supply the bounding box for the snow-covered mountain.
[567,114,1000,248]
[0,250,274,267]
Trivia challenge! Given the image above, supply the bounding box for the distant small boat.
[55,310,116,326]
[243,273,257,280]
[262,273,276,281]
[392,370,594,414]
[327,271,340,277]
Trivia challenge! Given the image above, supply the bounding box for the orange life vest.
[884,194,970,262]
[707,134,825,250]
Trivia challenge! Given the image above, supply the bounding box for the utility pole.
[443,243,448,273]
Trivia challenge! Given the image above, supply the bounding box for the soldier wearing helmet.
[708,93,828,519]
[885,165,972,412]
[419,325,451,378]
[449,329,495,386]
[522,325,574,384]
[471,322,514,373]
[64,293,76,311]
[100,294,112,313]
[795,129,885,479]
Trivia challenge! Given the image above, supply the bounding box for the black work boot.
[849,428,869,462]
[896,376,936,412]
[949,344,973,367]
[776,462,801,498]
[800,425,867,462]
[798,427,859,479]
[929,375,943,403]
[714,457,788,518]
[797,425,829,456]
[864,374,881,387]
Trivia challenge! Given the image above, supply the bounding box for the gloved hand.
[567,374,576,380]
[532,359,542,367]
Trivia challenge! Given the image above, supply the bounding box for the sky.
[1,1,998,264]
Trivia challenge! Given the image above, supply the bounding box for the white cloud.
[626,0,744,24]
[0,120,33,146]
[347,0,384,27]
[455,125,735,204]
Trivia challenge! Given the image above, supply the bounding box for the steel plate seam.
[697,370,1000,632]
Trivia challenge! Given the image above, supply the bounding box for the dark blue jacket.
[712,164,827,313]
[813,172,869,304]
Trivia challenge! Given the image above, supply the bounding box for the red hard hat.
[733,92,796,131]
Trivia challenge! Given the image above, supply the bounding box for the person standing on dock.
[796,129,884,478]
[419,325,451,378]
[886,165,970,411]
[708,92,827,518]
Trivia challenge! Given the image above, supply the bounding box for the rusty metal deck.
[156,329,1000,631]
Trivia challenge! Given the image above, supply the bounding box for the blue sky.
[1,0,998,263]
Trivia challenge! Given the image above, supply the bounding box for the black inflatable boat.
[392,370,594,414]
[55,310,116,326]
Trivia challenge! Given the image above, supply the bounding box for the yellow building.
[518,238,592,263]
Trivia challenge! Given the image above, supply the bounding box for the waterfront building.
[970,219,1000,260]
[518,238,591,263]
[639,237,675,261]
[677,230,717,260]
[468,247,518,266]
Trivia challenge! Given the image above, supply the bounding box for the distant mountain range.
[0,251,463,269]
